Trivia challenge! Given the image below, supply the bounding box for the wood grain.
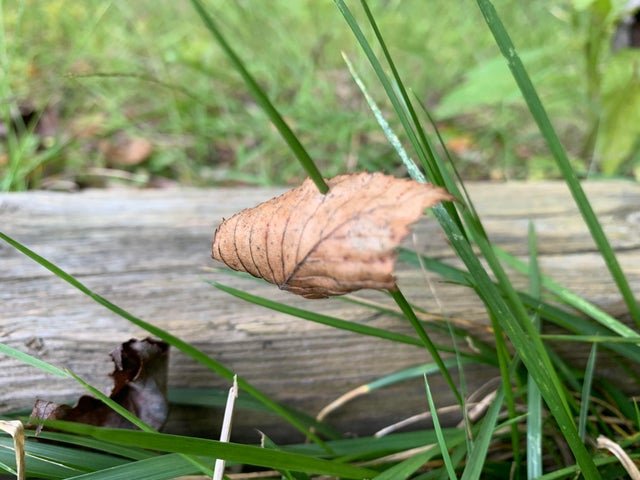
[1,182,639,441]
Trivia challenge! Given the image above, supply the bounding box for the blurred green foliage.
[0,0,637,190]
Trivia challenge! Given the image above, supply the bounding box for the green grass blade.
[399,249,640,363]
[495,247,638,339]
[390,288,463,406]
[541,335,640,344]
[211,281,423,347]
[475,0,640,326]
[188,0,328,193]
[342,52,426,183]
[424,375,457,480]
[527,223,543,480]
[31,431,153,461]
[0,231,327,447]
[372,446,440,480]
[460,388,505,480]
[0,343,68,378]
[65,454,198,480]
[45,424,376,479]
[578,343,598,441]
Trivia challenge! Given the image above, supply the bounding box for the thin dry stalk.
[213,375,238,480]
[597,435,640,480]
[0,420,25,480]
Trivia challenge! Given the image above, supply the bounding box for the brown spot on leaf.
[30,338,169,431]
[212,172,452,298]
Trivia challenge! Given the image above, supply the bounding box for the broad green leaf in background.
[436,49,548,119]
[596,50,640,174]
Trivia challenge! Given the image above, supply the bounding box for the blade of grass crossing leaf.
[188,0,328,193]
[0,231,328,448]
[424,375,457,480]
[460,388,505,480]
[579,343,598,441]
[352,0,466,231]
[527,222,543,480]
[475,0,640,326]
[69,373,153,432]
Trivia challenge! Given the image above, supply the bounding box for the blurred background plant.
[0,0,638,191]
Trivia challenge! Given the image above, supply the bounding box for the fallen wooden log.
[1,181,639,442]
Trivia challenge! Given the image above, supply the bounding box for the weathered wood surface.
[1,182,639,441]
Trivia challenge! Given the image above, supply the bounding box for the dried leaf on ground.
[101,132,153,167]
[212,172,452,298]
[30,338,169,431]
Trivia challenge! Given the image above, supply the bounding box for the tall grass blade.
[212,281,423,347]
[45,424,376,479]
[342,52,425,183]
[460,388,505,480]
[475,0,640,325]
[0,231,327,447]
[496,247,637,338]
[187,0,328,193]
[0,343,68,378]
[424,375,457,480]
[390,288,463,405]
[578,343,598,441]
[64,454,198,480]
[527,223,543,479]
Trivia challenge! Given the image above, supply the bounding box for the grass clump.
[1,1,638,190]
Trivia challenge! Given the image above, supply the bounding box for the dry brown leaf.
[212,172,452,298]
[30,338,169,431]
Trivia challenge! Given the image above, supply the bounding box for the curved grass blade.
[0,231,328,447]
[578,344,598,441]
[460,388,505,480]
[45,424,376,479]
[495,247,638,339]
[400,249,640,363]
[475,0,640,326]
[390,288,463,406]
[318,358,474,422]
[424,375,457,480]
[188,0,328,193]
[64,453,199,480]
[211,281,423,347]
